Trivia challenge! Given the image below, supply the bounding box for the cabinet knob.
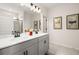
[44,40,46,44]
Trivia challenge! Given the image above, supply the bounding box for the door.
[27,43,38,55]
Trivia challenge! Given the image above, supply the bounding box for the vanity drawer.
[22,38,38,48]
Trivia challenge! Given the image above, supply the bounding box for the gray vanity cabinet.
[0,34,49,55]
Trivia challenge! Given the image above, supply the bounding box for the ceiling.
[36,3,58,9]
[35,3,79,9]
[35,3,66,9]
[0,3,79,14]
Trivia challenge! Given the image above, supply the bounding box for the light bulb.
[30,5,35,11]
[35,6,38,12]
[37,8,41,13]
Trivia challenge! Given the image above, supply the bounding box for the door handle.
[23,52,26,55]
[25,50,28,55]
[23,50,28,55]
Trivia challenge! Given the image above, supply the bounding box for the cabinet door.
[39,35,49,55]
[26,43,38,55]
[14,44,38,55]
[43,36,49,53]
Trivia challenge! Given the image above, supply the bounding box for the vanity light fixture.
[30,3,36,12]
[20,3,41,13]
[35,6,38,12]
[34,6,37,12]
[31,3,41,13]
[30,4,35,11]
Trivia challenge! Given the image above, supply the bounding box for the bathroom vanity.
[0,3,48,55]
[0,33,49,55]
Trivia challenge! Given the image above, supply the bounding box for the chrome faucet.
[12,31,20,37]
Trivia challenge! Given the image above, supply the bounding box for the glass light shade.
[35,7,38,12]
[30,5,35,11]
[37,9,41,13]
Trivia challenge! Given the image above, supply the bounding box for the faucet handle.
[12,31,15,35]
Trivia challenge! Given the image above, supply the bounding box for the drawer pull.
[23,52,26,55]
[23,50,28,55]
[25,50,28,55]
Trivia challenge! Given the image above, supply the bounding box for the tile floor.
[49,43,79,55]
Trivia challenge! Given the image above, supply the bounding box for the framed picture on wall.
[66,14,79,29]
[53,17,62,29]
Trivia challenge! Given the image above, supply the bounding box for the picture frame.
[53,17,62,29]
[66,14,79,29]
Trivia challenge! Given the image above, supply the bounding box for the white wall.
[48,4,79,52]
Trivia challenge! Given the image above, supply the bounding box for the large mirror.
[23,3,42,33]
[0,3,24,38]
[0,3,41,38]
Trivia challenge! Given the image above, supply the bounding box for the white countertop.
[0,32,48,49]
